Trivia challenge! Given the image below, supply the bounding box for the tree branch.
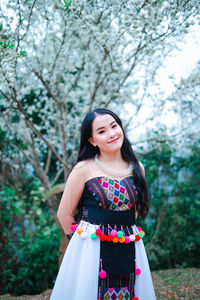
[45,147,52,175]
[50,18,67,75]
[9,84,70,171]
[63,56,86,102]
[28,132,50,190]
[55,102,68,179]
[31,68,61,105]
[89,49,111,111]
[14,0,37,71]
[51,167,65,186]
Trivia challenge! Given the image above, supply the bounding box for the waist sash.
[82,207,135,274]
[82,206,135,226]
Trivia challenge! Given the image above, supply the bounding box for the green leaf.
[63,0,71,9]
[136,7,141,13]
[19,50,27,56]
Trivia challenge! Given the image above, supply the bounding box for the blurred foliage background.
[0,162,60,295]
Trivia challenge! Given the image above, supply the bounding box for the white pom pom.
[80,231,87,239]
[129,234,135,241]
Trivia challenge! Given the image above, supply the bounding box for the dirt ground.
[1,268,200,300]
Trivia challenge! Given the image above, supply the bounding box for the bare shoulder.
[73,159,93,170]
[73,160,88,169]
[138,161,145,177]
[71,159,92,181]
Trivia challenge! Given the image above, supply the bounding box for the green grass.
[0,268,199,299]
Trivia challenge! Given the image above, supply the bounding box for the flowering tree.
[0,0,199,257]
[167,61,200,145]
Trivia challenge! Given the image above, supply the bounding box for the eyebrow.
[96,120,116,131]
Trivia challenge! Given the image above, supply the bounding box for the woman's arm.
[57,162,87,234]
[139,161,145,177]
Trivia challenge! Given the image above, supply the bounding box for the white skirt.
[50,221,156,300]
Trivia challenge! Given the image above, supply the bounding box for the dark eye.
[112,124,117,128]
[99,130,105,134]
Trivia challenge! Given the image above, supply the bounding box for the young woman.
[50,108,156,300]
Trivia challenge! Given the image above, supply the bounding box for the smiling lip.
[108,138,119,143]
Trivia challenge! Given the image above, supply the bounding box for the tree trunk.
[58,231,69,267]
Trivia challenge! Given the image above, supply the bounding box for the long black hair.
[76,108,149,220]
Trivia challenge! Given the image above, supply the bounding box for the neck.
[98,151,123,164]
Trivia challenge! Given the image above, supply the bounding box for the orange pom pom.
[77,227,83,235]
[140,230,145,237]
[119,236,125,243]
[113,237,119,243]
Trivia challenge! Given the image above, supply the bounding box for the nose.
[108,129,116,139]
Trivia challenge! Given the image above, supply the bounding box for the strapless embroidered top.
[81,176,138,211]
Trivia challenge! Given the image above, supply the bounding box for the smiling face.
[88,114,124,154]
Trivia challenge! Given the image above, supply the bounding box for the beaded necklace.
[94,154,133,177]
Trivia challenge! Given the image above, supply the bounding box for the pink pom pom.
[70,224,77,232]
[99,270,107,279]
[110,230,117,237]
[125,236,130,243]
[96,229,103,237]
[135,268,141,275]
[137,227,142,232]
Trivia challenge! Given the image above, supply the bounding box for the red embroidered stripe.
[88,178,109,208]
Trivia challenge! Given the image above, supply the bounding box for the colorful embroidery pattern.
[88,178,109,208]
[103,287,130,300]
[98,177,133,210]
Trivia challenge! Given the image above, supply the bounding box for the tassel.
[99,258,107,279]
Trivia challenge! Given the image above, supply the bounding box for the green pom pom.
[117,231,123,238]
[138,233,143,238]
[91,233,97,240]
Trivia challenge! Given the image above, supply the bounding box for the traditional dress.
[50,176,156,300]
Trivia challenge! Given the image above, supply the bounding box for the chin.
[108,141,123,151]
